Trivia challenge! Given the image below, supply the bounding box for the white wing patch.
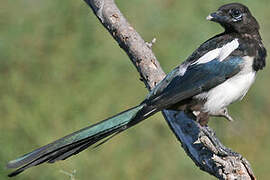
[192,48,221,65]
[219,39,239,60]
[178,63,189,76]
[192,39,239,65]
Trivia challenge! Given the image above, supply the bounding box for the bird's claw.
[211,108,234,122]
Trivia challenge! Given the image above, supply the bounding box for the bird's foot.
[211,108,234,122]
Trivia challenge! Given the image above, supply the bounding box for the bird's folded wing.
[145,56,243,108]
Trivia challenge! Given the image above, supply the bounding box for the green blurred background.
[1,0,270,179]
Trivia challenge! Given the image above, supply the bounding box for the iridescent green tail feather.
[7,103,155,177]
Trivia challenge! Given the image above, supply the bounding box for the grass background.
[1,0,270,179]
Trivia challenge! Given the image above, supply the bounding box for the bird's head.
[207,3,260,35]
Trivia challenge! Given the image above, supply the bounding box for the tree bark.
[83,0,256,179]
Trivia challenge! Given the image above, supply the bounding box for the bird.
[7,3,266,177]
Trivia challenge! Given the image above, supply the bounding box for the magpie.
[7,3,266,177]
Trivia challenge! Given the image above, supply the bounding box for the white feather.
[219,39,239,61]
[192,39,239,65]
[193,48,221,65]
[195,56,255,114]
[179,63,189,76]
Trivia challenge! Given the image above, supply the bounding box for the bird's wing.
[145,56,244,109]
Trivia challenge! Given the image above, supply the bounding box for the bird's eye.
[230,9,242,20]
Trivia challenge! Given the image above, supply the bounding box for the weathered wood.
[83,0,255,179]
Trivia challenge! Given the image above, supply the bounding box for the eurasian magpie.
[7,3,266,177]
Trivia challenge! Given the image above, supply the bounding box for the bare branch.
[84,0,165,90]
[83,0,256,179]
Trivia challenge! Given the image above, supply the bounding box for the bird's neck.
[224,30,262,42]
[242,31,262,41]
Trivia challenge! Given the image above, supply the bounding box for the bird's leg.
[210,108,234,122]
[193,111,210,126]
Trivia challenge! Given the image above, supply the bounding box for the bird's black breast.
[236,36,267,71]
[253,44,267,71]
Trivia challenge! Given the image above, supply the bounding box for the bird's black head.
[207,3,260,35]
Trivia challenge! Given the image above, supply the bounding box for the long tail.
[7,103,157,177]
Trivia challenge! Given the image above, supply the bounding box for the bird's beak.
[206,14,214,21]
[206,11,226,23]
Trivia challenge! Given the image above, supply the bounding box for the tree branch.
[83,0,256,179]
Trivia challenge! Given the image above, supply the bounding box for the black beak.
[206,11,227,23]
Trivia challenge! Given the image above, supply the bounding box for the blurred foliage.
[1,0,270,179]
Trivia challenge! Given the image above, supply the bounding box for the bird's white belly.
[203,72,255,114]
[201,73,256,114]
[195,56,256,114]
